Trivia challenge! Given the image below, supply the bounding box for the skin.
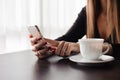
[30,35,79,58]
[30,0,112,59]
[97,0,114,39]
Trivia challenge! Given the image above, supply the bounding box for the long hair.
[86,0,120,43]
[113,0,120,43]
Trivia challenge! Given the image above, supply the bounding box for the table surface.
[0,50,120,80]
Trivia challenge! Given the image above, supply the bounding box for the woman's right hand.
[29,34,51,59]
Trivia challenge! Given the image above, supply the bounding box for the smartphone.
[28,25,44,39]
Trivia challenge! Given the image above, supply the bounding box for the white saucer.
[69,54,114,64]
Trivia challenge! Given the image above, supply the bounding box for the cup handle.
[102,43,110,55]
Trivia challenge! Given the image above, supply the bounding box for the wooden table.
[0,50,120,80]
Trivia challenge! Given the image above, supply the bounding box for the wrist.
[71,43,80,53]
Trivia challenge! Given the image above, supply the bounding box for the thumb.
[44,38,59,47]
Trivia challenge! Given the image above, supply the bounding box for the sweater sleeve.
[56,7,87,42]
[111,44,120,60]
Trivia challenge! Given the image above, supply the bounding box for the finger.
[37,48,49,55]
[60,42,69,57]
[55,41,65,56]
[50,47,57,52]
[30,37,37,45]
[31,37,42,46]
[34,48,49,57]
[65,44,72,56]
[32,50,39,57]
[44,38,59,47]
[37,48,50,59]
[32,46,37,52]
[35,52,39,56]
[33,41,47,51]
[45,44,57,52]
[36,51,46,59]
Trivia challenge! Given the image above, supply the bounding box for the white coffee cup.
[79,38,109,60]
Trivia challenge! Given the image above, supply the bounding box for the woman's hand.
[45,39,80,57]
[55,41,80,57]
[29,34,51,59]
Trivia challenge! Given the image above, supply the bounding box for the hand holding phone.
[28,25,47,50]
[28,25,56,59]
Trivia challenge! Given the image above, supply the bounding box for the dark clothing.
[56,7,86,42]
[56,7,120,59]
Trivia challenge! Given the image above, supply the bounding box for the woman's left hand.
[55,41,80,56]
[45,38,80,57]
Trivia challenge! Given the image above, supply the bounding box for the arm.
[56,7,87,42]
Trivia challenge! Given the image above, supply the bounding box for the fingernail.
[29,34,33,38]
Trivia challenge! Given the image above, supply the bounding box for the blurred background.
[0,0,86,54]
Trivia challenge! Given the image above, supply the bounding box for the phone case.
[28,25,43,38]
